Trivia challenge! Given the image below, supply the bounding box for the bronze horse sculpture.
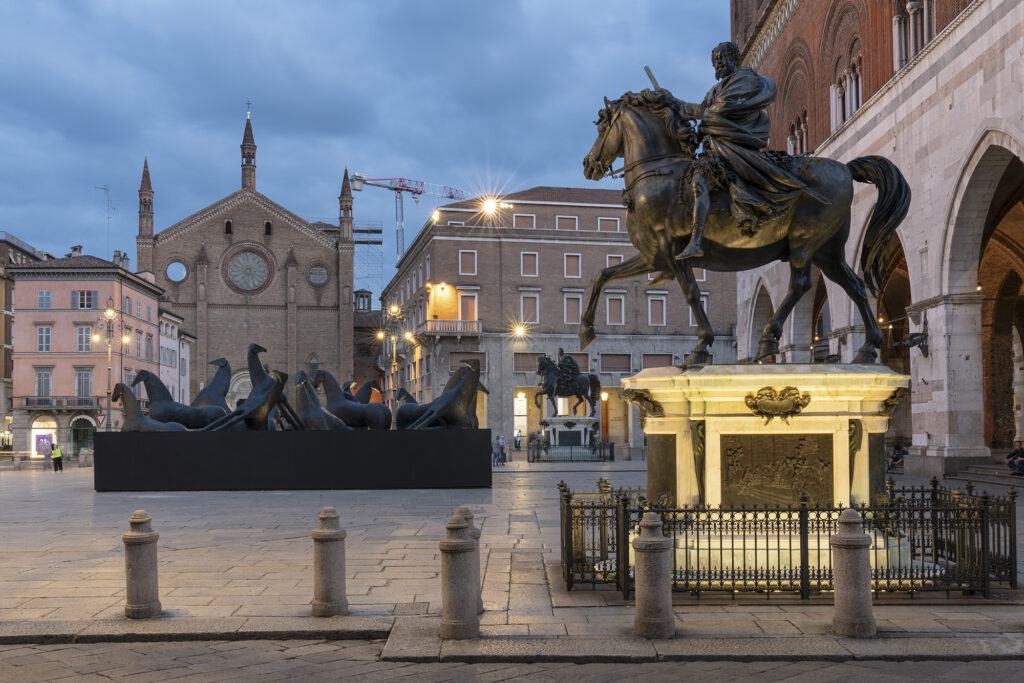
[581,89,910,364]
[132,369,225,429]
[343,379,381,404]
[202,343,304,431]
[112,382,186,432]
[407,359,485,430]
[534,354,600,417]
[192,357,232,414]
[295,370,351,431]
[314,370,392,430]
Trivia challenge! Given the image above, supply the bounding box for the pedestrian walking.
[498,435,507,465]
[51,442,64,472]
[492,436,501,467]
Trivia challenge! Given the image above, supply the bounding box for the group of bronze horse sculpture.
[112,343,485,432]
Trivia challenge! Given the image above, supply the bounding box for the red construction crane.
[351,174,466,259]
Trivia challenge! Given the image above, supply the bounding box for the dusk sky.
[0,1,728,294]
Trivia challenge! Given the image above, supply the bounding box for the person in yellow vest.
[51,442,64,472]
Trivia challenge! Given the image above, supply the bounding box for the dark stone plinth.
[94,430,492,491]
[646,434,676,504]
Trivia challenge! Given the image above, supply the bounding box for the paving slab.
[653,636,851,661]
[440,635,658,663]
[379,616,441,662]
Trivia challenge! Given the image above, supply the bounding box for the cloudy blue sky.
[0,1,728,292]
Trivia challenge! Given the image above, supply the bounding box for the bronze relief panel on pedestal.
[721,434,833,507]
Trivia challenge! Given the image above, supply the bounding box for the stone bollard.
[455,506,484,614]
[632,512,674,639]
[312,506,349,617]
[439,513,479,639]
[122,510,162,619]
[830,508,876,638]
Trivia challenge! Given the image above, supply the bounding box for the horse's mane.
[599,89,697,153]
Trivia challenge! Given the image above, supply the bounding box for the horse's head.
[209,357,228,369]
[583,90,697,181]
[537,354,555,373]
[294,369,309,385]
[111,383,125,402]
[131,370,149,387]
[584,96,626,180]
[343,380,357,393]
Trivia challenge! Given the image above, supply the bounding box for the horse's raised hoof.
[579,325,596,350]
[680,350,709,369]
[753,339,779,363]
[853,347,878,364]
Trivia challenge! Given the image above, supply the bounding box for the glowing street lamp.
[482,198,497,215]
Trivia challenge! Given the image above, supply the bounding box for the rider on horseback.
[656,41,829,260]
[556,348,580,391]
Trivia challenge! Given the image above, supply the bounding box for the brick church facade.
[732,0,1024,475]
[136,117,355,404]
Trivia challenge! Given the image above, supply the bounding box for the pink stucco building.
[8,248,163,457]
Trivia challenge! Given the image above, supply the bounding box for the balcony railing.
[14,396,145,410]
[418,319,482,335]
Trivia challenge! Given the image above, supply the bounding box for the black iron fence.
[558,477,1017,599]
[528,442,614,462]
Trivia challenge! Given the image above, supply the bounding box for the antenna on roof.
[94,185,120,259]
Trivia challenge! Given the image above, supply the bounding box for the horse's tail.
[588,374,601,409]
[847,155,911,295]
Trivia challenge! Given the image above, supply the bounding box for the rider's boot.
[677,223,705,260]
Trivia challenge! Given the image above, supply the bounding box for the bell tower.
[136,157,155,273]
[339,168,353,240]
[241,111,256,190]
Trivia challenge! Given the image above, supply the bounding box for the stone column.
[122,510,161,619]
[439,513,479,639]
[455,505,484,614]
[632,512,674,639]
[830,508,876,638]
[311,506,348,617]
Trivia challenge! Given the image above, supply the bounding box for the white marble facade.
[737,0,1024,476]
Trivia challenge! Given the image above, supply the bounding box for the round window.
[166,261,188,282]
[308,265,328,286]
[228,251,270,291]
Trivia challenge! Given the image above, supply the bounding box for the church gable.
[154,188,337,250]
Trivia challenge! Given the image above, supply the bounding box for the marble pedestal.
[622,364,910,508]
[543,416,597,447]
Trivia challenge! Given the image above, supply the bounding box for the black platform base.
[94,429,492,491]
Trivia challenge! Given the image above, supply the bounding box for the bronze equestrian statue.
[581,41,910,364]
[534,349,601,417]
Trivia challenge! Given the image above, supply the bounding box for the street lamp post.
[94,296,130,432]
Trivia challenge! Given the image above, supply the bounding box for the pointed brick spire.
[339,168,353,241]
[341,168,351,197]
[242,117,255,146]
[241,114,257,189]
[139,157,152,192]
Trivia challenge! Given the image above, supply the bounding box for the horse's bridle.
[593,101,691,183]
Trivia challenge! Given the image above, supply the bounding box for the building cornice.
[740,0,801,70]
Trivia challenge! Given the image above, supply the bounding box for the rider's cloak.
[692,66,828,230]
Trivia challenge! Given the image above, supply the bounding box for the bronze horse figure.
[581,90,910,363]
[192,357,232,414]
[407,359,484,430]
[132,369,225,429]
[202,343,304,431]
[343,379,382,404]
[534,355,600,417]
[112,382,186,432]
[314,370,392,430]
[394,387,427,430]
[295,370,351,431]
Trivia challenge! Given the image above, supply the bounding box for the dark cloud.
[0,0,728,288]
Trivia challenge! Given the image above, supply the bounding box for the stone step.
[962,464,1019,474]
[945,473,1024,490]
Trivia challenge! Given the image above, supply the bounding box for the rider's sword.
[644,65,660,89]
